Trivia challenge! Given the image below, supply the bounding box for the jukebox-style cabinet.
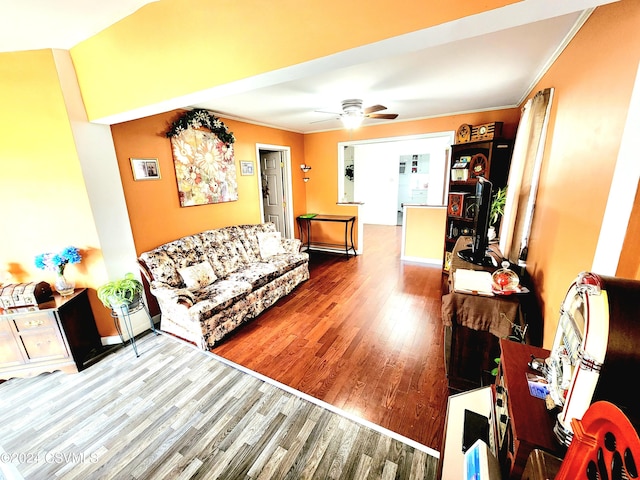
[443,137,513,272]
[0,289,101,379]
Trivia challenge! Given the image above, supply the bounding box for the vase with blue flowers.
[34,246,82,296]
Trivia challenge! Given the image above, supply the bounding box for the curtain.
[500,88,554,264]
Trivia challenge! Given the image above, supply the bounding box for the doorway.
[338,133,454,242]
[256,144,294,238]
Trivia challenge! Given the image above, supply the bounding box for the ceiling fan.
[313,99,399,128]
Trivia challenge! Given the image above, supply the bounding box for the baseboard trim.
[401,255,443,265]
[101,314,160,346]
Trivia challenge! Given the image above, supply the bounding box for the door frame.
[255,143,295,239]
[337,132,455,254]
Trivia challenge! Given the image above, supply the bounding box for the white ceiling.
[1,0,617,133]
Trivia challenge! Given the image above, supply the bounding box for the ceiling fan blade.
[366,113,398,120]
[363,104,387,114]
[310,117,339,124]
[314,110,341,115]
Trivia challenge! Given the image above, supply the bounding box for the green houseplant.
[488,186,507,242]
[97,273,143,310]
[490,186,507,227]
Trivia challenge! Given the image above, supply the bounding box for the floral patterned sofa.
[137,223,309,350]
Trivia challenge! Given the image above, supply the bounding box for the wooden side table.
[0,289,102,379]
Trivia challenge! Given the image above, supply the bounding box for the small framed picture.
[131,158,161,181]
[240,161,254,176]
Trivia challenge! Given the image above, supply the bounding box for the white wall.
[54,50,152,344]
[354,142,400,225]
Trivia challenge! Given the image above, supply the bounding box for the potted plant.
[97,273,143,311]
[488,186,507,241]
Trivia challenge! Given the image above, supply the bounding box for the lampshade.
[341,111,363,129]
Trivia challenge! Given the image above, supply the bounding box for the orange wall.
[617,181,640,279]
[522,0,640,346]
[110,108,520,256]
[110,111,307,254]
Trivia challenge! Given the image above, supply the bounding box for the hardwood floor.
[212,224,449,452]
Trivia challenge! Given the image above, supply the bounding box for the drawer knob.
[26,319,44,327]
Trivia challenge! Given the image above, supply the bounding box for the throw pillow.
[178,261,217,290]
[257,231,286,259]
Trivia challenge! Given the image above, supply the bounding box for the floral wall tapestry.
[167,109,237,207]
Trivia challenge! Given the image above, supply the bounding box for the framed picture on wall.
[131,158,161,180]
[240,161,254,176]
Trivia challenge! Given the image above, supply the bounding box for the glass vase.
[55,272,75,296]
[491,261,520,294]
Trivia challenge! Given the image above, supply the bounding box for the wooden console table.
[442,236,540,392]
[0,289,102,379]
[297,214,357,257]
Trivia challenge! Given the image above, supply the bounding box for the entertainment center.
[443,132,513,272]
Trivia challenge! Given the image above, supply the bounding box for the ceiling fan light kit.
[314,99,399,129]
[340,99,364,129]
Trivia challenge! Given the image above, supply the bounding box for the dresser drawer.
[0,318,14,334]
[20,330,69,361]
[0,319,25,367]
[11,312,56,332]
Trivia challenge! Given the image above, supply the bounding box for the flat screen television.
[458,177,493,266]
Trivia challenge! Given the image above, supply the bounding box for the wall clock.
[470,122,503,141]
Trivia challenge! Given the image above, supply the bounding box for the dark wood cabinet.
[0,289,101,379]
[443,138,513,272]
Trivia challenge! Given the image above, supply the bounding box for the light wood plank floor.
[212,224,450,452]
[0,332,438,479]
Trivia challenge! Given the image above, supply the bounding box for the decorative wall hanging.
[166,109,237,207]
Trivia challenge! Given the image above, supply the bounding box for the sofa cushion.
[225,263,280,289]
[139,249,182,287]
[189,279,253,317]
[140,235,208,288]
[257,231,286,259]
[178,261,217,290]
[263,252,309,275]
[234,223,276,261]
[200,227,250,278]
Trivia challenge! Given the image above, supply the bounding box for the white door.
[260,150,288,236]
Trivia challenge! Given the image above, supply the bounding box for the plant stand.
[110,300,157,357]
